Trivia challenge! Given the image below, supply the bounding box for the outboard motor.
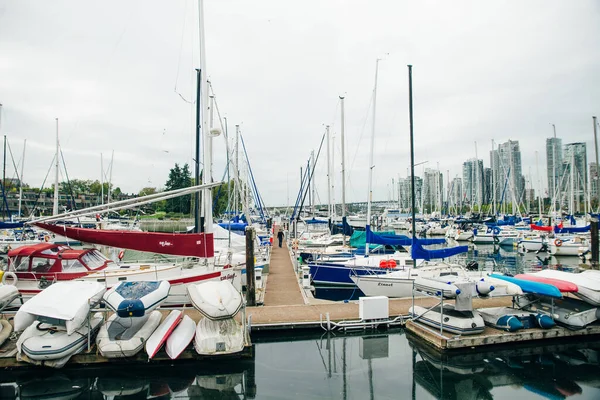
[466,261,479,271]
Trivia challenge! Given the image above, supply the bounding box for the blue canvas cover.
[410,238,468,261]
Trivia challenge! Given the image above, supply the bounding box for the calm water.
[4,329,600,399]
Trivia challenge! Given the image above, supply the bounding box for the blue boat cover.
[0,221,24,229]
[218,222,248,231]
[305,218,328,224]
[365,226,446,247]
[330,216,354,236]
[554,225,590,234]
[410,238,468,261]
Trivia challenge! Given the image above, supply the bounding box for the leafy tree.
[164,163,192,214]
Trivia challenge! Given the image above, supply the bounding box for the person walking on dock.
[277,228,284,248]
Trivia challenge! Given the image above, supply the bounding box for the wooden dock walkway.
[262,227,304,306]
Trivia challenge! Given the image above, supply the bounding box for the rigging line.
[28,155,56,218]
[174,0,189,93]
[348,90,374,182]
[6,141,22,184]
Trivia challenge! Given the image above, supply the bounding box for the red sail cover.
[530,224,553,232]
[36,223,214,258]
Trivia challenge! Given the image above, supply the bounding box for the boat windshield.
[12,256,30,272]
[62,259,88,272]
[81,250,108,270]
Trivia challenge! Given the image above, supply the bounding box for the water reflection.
[0,360,256,399]
[408,334,600,399]
[3,330,600,399]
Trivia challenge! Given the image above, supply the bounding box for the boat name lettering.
[220,273,235,281]
[158,241,173,247]
[378,283,393,287]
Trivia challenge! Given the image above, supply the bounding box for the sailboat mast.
[593,116,599,211]
[101,153,104,205]
[365,59,380,255]
[18,139,26,217]
[108,150,114,204]
[408,65,416,240]
[198,0,212,234]
[53,118,59,216]
[492,139,496,216]
[340,95,347,246]
[326,125,331,222]
[536,151,543,218]
[551,124,557,221]
[194,68,201,233]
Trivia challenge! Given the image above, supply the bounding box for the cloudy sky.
[0,0,599,207]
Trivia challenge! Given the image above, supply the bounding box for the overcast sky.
[0,0,599,207]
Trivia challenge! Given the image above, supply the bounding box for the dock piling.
[591,218,599,268]
[245,226,256,306]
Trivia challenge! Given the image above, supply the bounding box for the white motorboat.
[96,310,162,358]
[548,237,588,256]
[166,314,196,360]
[194,317,245,355]
[17,312,104,368]
[104,281,170,318]
[187,280,243,320]
[477,306,555,332]
[410,304,485,335]
[533,269,600,306]
[146,309,182,359]
[5,243,231,307]
[13,281,105,335]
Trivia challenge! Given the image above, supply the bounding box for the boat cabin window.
[12,256,30,272]
[81,251,108,269]
[62,259,88,272]
[40,247,61,256]
[31,257,54,273]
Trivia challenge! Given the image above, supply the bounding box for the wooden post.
[591,218,599,268]
[245,226,256,306]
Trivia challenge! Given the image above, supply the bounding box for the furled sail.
[35,222,214,258]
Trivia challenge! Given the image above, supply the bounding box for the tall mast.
[536,151,543,219]
[311,150,315,218]
[340,96,347,246]
[108,150,114,204]
[593,116,599,212]
[53,118,59,216]
[326,125,331,222]
[570,148,575,215]
[2,134,5,220]
[100,153,104,205]
[198,0,212,234]
[408,65,416,241]
[194,69,201,233]
[18,139,26,218]
[492,139,496,216]
[365,59,380,255]
[551,124,557,220]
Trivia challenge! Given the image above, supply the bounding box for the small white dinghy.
[166,315,196,360]
[187,281,243,320]
[0,284,20,310]
[410,304,485,335]
[17,312,104,368]
[104,281,170,318]
[13,281,106,334]
[194,317,245,355]
[146,309,182,359]
[96,310,162,358]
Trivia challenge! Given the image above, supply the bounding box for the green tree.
[165,163,192,214]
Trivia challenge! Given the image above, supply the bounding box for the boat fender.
[44,235,50,242]
[292,239,299,250]
[536,313,555,329]
[117,299,146,318]
[554,238,563,247]
[1,271,17,286]
[118,250,125,260]
[492,227,500,235]
[475,279,494,296]
[497,315,523,332]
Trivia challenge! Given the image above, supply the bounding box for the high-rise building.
[398,176,423,212]
[495,140,524,210]
[449,177,463,213]
[483,167,492,205]
[422,168,443,214]
[562,142,587,212]
[546,137,563,201]
[462,158,484,208]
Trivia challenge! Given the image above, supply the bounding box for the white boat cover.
[187,281,243,320]
[103,280,170,317]
[15,281,106,335]
[194,317,244,355]
[0,284,19,309]
[166,315,196,360]
[146,309,182,358]
[0,319,12,347]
